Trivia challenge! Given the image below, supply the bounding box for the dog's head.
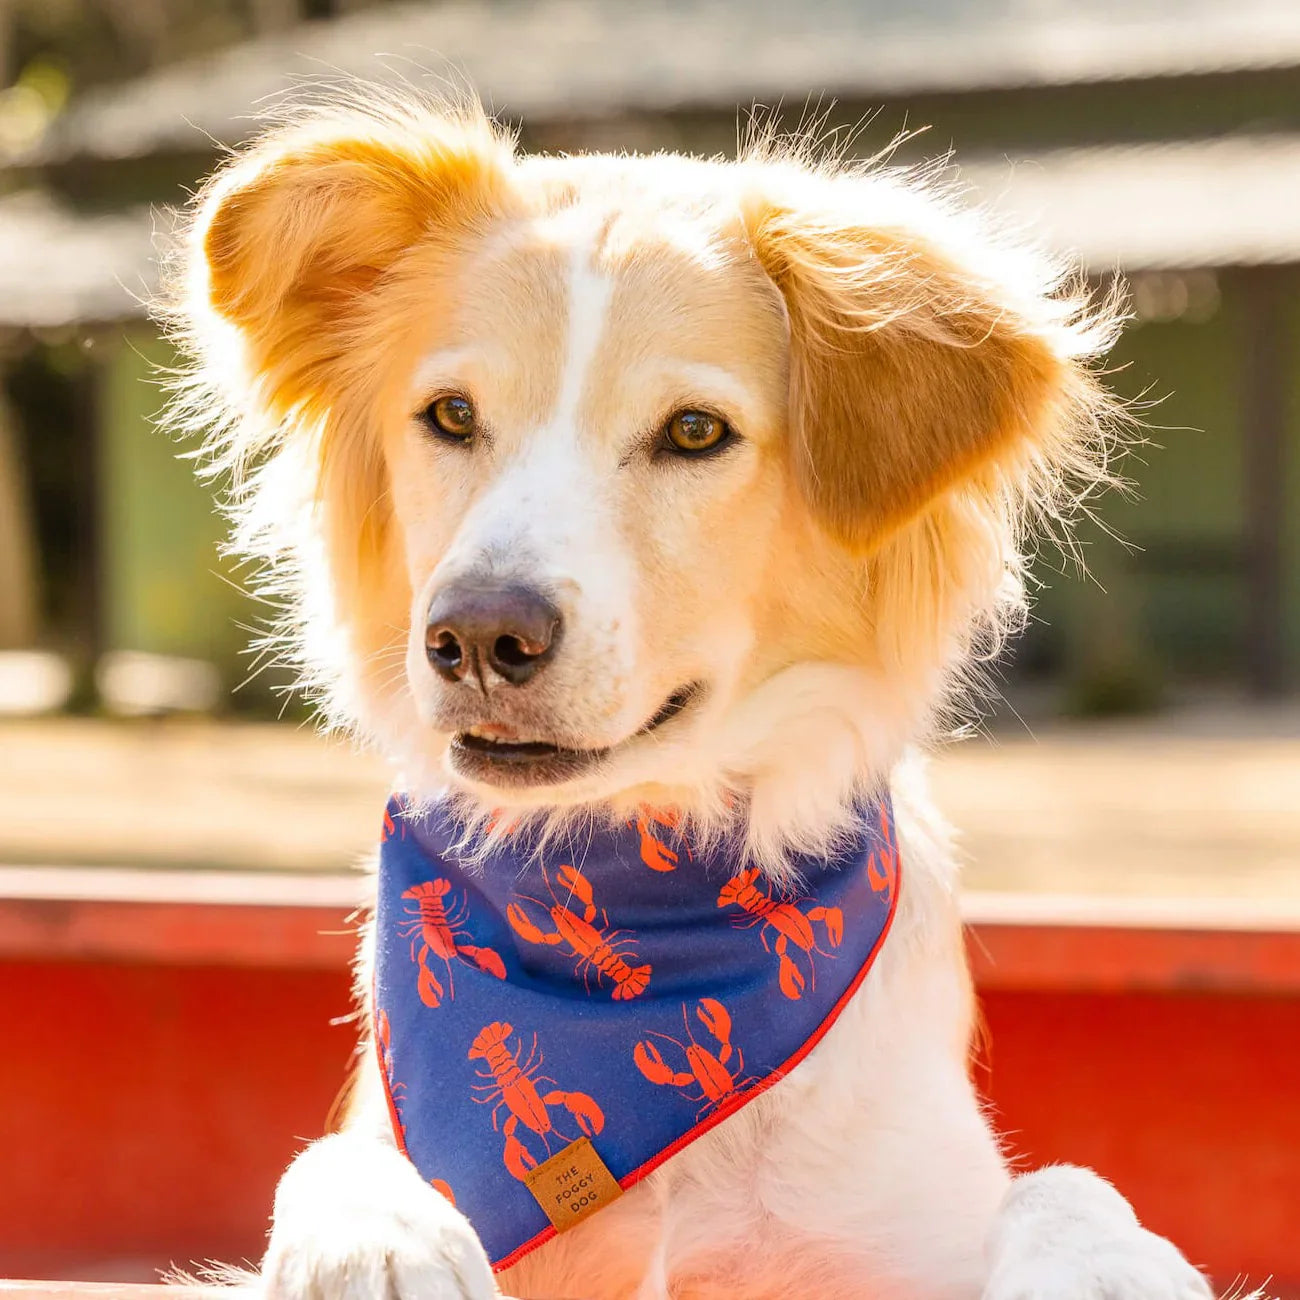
[177,97,1118,842]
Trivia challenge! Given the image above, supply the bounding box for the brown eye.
[664,409,731,455]
[421,394,476,441]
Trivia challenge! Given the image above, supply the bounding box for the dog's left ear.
[747,193,1079,552]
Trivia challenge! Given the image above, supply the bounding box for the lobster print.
[866,804,899,902]
[627,807,691,872]
[382,804,401,843]
[717,868,843,999]
[507,864,652,1000]
[375,792,901,1268]
[469,1021,605,1179]
[632,998,755,1119]
[399,879,507,1007]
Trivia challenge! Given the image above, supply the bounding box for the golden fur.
[155,92,1226,1300]
[172,93,1121,767]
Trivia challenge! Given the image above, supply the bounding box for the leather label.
[523,1137,623,1232]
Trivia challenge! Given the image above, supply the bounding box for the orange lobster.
[484,808,522,838]
[627,807,691,872]
[469,1021,604,1180]
[632,998,755,1119]
[382,794,416,843]
[507,864,651,1000]
[399,879,506,1008]
[866,804,899,901]
[717,869,842,999]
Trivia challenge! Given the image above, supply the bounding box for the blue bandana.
[374,794,900,1270]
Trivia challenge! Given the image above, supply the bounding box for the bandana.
[374,794,900,1271]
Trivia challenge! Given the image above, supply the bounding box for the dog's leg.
[982,1165,1216,1300]
[260,1060,497,1300]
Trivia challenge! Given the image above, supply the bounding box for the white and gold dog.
[172,92,1218,1300]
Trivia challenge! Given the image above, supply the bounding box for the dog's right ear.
[187,105,514,397]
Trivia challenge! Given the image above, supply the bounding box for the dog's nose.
[425,582,561,687]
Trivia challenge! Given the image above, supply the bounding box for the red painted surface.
[970,913,1300,995]
[0,960,355,1280]
[0,1285,220,1300]
[0,882,1295,1297]
[977,990,1298,1296]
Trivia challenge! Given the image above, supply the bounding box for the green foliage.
[2,0,401,100]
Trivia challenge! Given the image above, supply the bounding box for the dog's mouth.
[448,684,702,788]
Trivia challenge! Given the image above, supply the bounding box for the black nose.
[425,582,561,688]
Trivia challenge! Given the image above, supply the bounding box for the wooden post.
[0,387,39,648]
[1239,266,1289,696]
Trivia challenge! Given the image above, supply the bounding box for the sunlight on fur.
[164,86,1128,878]
[155,85,1253,1300]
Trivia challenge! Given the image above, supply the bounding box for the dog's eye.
[663,409,731,456]
[420,394,477,442]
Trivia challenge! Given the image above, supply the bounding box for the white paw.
[261,1133,497,1300]
[983,1166,1214,1300]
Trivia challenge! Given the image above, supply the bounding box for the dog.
[170,90,1222,1300]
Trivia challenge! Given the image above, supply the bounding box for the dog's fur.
[171,92,1220,1300]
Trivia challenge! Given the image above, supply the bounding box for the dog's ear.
[187,106,514,398]
[747,193,1077,552]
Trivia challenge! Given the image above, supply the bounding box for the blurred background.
[2,0,1300,720]
[0,0,1298,1294]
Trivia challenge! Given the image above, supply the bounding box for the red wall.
[0,961,353,1279]
[978,988,1300,1294]
[2,953,1295,1295]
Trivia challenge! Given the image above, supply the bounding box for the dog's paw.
[983,1166,1213,1300]
[261,1133,497,1300]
